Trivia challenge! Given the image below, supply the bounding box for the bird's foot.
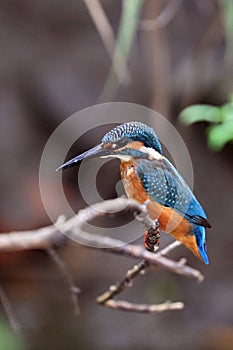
[144,221,160,252]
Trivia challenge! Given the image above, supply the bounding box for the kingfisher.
[57,122,211,264]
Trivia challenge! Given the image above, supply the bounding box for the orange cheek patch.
[126,141,144,150]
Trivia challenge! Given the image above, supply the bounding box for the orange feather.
[120,160,202,261]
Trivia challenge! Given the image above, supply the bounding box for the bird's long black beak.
[56,143,110,171]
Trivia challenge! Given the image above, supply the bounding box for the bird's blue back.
[135,156,210,264]
[136,157,210,227]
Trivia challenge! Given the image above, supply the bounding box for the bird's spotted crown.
[101,122,162,154]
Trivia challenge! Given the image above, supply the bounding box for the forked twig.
[97,240,185,313]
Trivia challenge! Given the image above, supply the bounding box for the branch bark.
[0,197,204,316]
[103,300,184,313]
[0,198,203,282]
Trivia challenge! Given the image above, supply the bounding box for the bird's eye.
[115,138,129,147]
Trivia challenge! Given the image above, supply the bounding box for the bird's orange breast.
[120,161,201,261]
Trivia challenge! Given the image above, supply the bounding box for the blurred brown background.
[0,1,232,349]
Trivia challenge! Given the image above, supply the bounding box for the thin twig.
[47,248,81,315]
[0,283,21,334]
[139,0,182,31]
[97,240,184,313]
[158,240,182,256]
[83,0,131,82]
[104,299,184,313]
[97,259,149,304]
[98,0,143,101]
[105,244,203,280]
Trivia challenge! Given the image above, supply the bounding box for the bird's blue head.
[57,122,162,170]
[101,122,162,153]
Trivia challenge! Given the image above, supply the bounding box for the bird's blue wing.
[136,157,211,228]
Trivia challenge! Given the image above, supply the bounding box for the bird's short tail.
[194,225,209,265]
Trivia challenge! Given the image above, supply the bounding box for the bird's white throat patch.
[100,154,132,161]
[139,146,163,160]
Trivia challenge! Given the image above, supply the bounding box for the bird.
[57,121,211,264]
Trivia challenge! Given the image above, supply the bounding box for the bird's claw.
[144,224,160,252]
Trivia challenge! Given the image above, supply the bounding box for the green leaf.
[207,121,233,151]
[179,105,222,125]
[220,103,233,122]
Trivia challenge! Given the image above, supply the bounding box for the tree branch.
[0,198,204,282]
[0,197,205,318]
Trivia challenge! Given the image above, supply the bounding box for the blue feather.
[193,225,209,264]
[136,157,210,264]
[136,158,211,228]
[102,122,162,154]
